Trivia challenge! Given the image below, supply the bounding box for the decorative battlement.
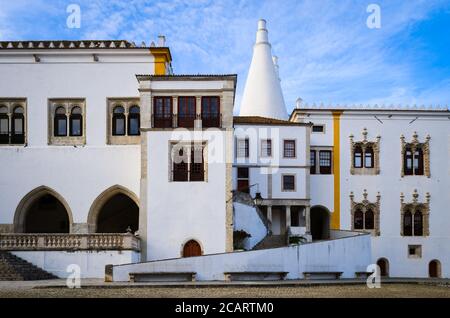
[0,233,140,251]
[0,40,167,50]
[294,102,449,112]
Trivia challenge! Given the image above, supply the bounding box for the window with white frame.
[236,138,249,158]
[261,139,272,157]
[282,174,295,191]
[171,142,206,182]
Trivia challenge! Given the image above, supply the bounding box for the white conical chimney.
[239,19,288,120]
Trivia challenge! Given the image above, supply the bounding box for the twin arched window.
[112,105,140,136]
[403,209,423,236]
[354,145,374,168]
[0,105,26,144]
[354,208,374,230]
[404,146,424,175]
[54,105,83,137]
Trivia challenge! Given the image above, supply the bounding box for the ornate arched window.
[107,99,141,144]
[350,128,380,175]
[350,190,381,235]
[403,210,412,236]
[401,190,430,237]
[354,209,364,229]
[112,106,125,136]
[69,106,82,137]
[354,146,363,168]
[127,106,140,136]
[54,106,67,136]
[364,146,374,168]
[0,106,8,144]
[401,132,430,177]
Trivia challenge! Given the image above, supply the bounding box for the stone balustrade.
[0,233,140,251]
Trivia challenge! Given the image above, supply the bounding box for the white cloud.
[1,0,448,112]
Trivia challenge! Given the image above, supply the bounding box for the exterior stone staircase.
[252,234,287,250]
[232,190,272,232]
[0,251,57,281]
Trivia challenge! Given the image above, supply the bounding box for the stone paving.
[0,278,449,298]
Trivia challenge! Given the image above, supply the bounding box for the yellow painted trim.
[331,111,342,229]
[149,47,172,75]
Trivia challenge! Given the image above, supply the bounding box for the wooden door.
[183,240,202,257]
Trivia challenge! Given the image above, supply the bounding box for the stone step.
[0,251,58,281]
[252,235,287,250]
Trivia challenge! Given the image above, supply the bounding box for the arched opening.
[429,260,441,278]
[96,194,139,233]
[14,186,73,233]
[88,185,139,233]
[310,206,330,240]
[377,258,389,277]
[182,240,202,258]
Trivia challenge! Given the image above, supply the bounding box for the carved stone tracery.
[400,189,430,236]
[400,132,431,177]
[349,128,380,175]
[350,189,381,236]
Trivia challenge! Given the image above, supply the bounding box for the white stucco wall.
[0,52,152,229]
[233,202,267,250]
[298,109,450,278]
[13,250,140,278]
[144,130,229,261]
[233,124,309,200]
[112,232,371,281]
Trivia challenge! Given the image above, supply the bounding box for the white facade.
[292,107,450,277]
[0,22,448,281]
[0,44,157,234]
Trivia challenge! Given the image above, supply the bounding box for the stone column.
[173,96,178,127]
[267,205,272,232]
[305,206,311,234]
[285,206,291,230]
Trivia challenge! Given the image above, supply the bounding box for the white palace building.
[0,20,449,281]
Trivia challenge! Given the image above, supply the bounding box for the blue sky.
[1,0,449,113]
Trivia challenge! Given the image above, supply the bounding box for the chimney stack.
[158,35,166,47]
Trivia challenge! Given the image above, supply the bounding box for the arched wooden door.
[429,260,441,278]
[377,258,389,277]
[183,240,202,257]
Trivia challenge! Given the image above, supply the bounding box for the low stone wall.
[112,231,371,281]
[13,250,140,278]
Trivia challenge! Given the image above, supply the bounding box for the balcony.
[151,113,222,129]
[0,233,140,251]
[201,113,221,128]
[152,114,173,128]
[176,114,197,128]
